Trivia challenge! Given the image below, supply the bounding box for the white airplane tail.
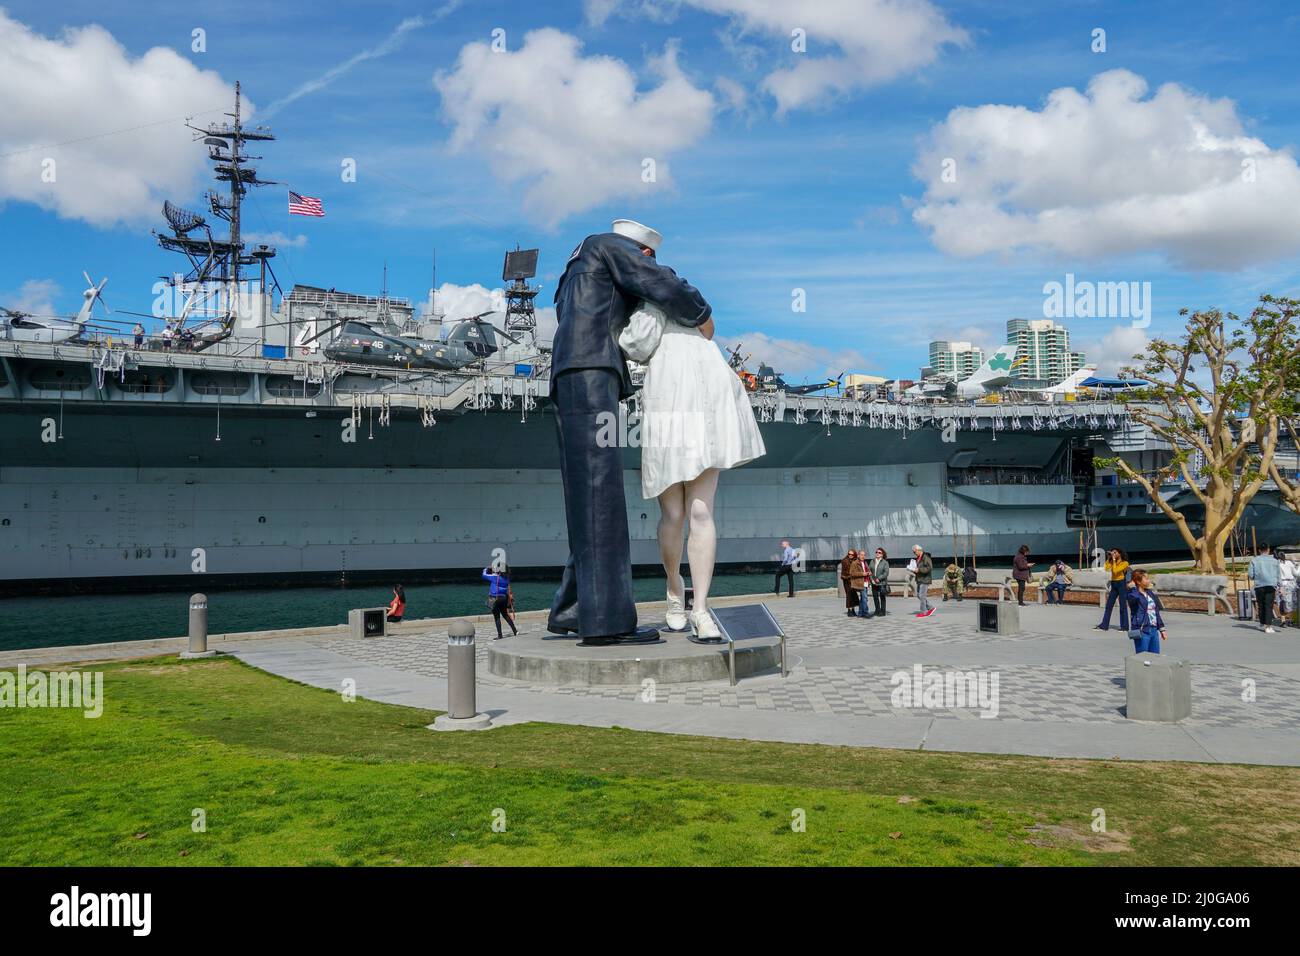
[1046,364,1098,394]
[955,344,1024,397]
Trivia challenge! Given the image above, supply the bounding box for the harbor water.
[0,570,838,652]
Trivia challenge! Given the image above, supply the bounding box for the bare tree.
[1267,297,1300,515]
[1095,296,1300,573]
[1269,421,1300,514]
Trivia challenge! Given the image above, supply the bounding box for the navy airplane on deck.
[725,344,842,395]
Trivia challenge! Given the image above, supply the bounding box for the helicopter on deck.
[1,272,110,344]
[318,312,522,372]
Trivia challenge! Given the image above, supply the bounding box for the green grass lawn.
[2,657,1296,866]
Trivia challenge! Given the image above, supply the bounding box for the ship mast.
[229,82,244,285]
[198,79,278,288]
[156,81,279,348]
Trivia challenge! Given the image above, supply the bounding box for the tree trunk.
[1197,504,1230,574]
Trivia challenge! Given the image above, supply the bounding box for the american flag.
[288,190,324,217]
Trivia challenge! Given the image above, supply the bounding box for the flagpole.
[285,186,293,357]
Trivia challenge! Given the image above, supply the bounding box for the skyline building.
[927,340,986,382]
[1005,318,1086,385]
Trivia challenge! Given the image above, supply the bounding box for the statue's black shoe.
[579,625,661,646]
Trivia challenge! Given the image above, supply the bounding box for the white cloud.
[912,70,1300,271]
[0,11,236,226]
[433,282,558,345]
[244,231,308,250]
[433,28,714,224]
[713,76,749,115]
[1076,325,1149,376]
[433,281,500,322]
[717,330,874,379]
[946,324,999,358]
[595,0,968,113]
[584,0,680,27]
[584,0,623,26]
[2,278,60,317]
[854,203,902,228]
[261,4,461,118]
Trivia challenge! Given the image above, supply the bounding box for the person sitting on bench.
[386,584,406,623]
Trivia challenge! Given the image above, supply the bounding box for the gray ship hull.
[0,394,1206,589]
[6,338,1284,592]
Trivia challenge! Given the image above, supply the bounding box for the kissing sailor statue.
[546,219,712,646]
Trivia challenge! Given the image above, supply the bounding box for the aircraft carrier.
[4,85,1297,593]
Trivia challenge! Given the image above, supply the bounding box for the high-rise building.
[1005,319,1085,384]
[927,340,985,382]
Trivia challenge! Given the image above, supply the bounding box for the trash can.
[348,607,387,639]
[978,600,1019,635]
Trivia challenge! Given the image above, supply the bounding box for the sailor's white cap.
[611,218,662,251]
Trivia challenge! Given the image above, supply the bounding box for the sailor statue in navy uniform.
[546,219,712,646]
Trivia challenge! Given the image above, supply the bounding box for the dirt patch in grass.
[1025,823,1132,853]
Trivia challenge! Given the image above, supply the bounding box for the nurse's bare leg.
[657,482,687,601]
[684,468,720,612]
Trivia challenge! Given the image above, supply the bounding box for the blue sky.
[2,0,1300,383]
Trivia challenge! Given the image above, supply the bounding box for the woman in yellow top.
[1095,548,1131,631]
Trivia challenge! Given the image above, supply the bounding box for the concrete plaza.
[10,591,1293,766]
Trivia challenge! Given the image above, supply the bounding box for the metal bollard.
[447,619,476,719]
[430,619,492,731]
[180,593,218,659]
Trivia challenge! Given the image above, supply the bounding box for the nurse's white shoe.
[665,586,689,631]
[689,609,722,641]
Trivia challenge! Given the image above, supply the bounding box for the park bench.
[900,567,1232,614]
[1036,569,1232,614]
[899,568,1017,602]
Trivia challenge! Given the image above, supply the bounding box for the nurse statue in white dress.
[612,220,767,641]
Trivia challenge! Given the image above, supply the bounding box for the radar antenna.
[502,246,540,341]
[154,81,280,350]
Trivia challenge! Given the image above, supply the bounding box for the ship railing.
[191,383,248,396]
[137,337,265,358]
[286,289,412,308]
[114,381,170,394]
[749,393,1135,424]
[947,471,1073,486]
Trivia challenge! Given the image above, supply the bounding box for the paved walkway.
[217,594,1300,766]
[8,592,1299,766]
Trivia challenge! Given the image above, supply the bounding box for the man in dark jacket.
[912,544,935,617]
[546,219,712,646]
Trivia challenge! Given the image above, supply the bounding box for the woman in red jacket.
[386,584,406,623]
